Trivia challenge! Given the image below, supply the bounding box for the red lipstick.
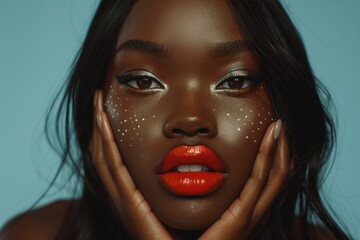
[158,145,225,196]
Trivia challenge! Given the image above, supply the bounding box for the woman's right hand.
[90,90,172,239]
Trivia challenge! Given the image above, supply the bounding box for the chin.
[153,195,232,231]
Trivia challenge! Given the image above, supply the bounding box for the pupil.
[228,78,244,89]
[136,78,152,89]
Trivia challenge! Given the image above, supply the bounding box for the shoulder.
[0,200,77,240]
[293,217,337,240]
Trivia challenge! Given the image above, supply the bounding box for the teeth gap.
[175,165,210,172]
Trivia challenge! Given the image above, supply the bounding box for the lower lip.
[158,172,225,196]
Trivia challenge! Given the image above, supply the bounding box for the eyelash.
[116,70,259,95]
[116,71,164,94]
[215,70,259,95]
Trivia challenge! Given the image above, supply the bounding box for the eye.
[116,70,165,92]
[215,70,258,93]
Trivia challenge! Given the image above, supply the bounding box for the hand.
[90,90,172,239]
[91,90,290,239]
[199,119,290,239]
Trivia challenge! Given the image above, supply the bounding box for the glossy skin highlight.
[104,0,274,231]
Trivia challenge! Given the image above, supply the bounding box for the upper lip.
[158,145,225,173]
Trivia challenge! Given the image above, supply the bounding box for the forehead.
[118,0,243,48]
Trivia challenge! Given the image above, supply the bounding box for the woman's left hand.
[199,119,291,239]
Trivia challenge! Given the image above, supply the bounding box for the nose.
[163,95,217,139]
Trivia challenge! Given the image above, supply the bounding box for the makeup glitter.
[246,136,249,139]
[227,113,230,117]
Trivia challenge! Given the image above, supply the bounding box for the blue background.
[1,0,359,237]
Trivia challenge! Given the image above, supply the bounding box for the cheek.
[215,86,274,182]
[104,84,158,159]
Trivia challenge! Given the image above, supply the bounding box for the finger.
[91,90,121,207]
[200,121,278,239]
[96,91,172,239]
[249,120,290,228]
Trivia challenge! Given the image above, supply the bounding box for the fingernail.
[273,119,282,140]
[97,111,102,130]
[94,91,98,107]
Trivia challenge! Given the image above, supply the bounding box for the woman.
[1,0,351,239]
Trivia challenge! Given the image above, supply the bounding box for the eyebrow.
[116,39,249,58]
[116,39,169,57]
[211,40,249,57]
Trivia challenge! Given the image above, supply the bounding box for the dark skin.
[94,0,289,239]
[0,1,336,239]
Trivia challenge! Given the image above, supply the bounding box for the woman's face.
[104,0,273,230]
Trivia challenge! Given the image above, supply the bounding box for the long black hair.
[42,0,351,239]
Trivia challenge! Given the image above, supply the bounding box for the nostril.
[198,128,209,135]
[172,128,183,135]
